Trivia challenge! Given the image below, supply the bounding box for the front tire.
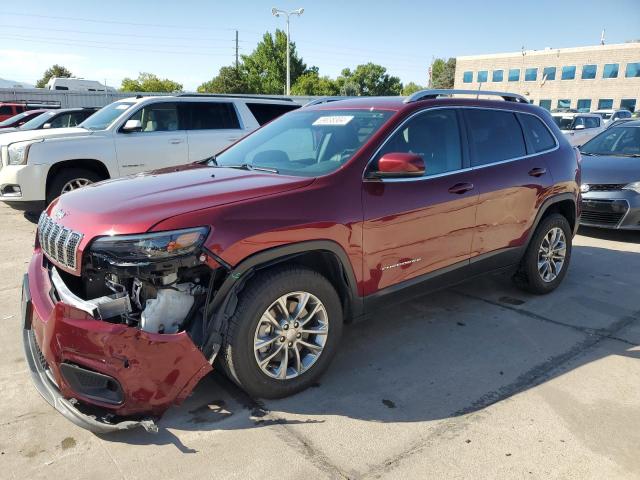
[46,168,103,205]
[221,266,343,399]
[513,213,572,294]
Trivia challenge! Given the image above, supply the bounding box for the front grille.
[586,184,626,192]
[581,210,625,225]
[38,213,83,270]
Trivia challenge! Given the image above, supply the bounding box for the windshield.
[214,109,394,177]
[0,111,33,127]
[79,102,135,130]
[581,126,640,156]
[552,116,574,130]
[19,111,56,130]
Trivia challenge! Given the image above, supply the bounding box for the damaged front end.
[23,218,231,433]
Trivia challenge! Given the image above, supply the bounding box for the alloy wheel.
[253,291,329,380]
[61,178,93,194]
[537,227,566,283]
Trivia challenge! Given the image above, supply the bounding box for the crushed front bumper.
[22,251,213,433]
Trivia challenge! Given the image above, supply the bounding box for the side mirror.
[374,152,425,178]
[42,123,52,129]
[122,119,142,132]
[574,124,586,130]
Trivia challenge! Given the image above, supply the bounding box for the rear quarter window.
[465,109,527,165]
[246,103,300,126]
[518,113,557,153]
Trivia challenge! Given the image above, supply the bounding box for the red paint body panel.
[28,250,212,417]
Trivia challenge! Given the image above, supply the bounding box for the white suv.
[550,111,605,146]
[592,108,633,126]
[0,95,299,211]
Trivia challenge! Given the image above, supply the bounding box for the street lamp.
[272,7,304,95]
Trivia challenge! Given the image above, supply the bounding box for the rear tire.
[513,213,572,294]
[221,266,343,399]
[46,168,103,205]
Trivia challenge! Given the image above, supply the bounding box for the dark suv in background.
[23,89,580,432]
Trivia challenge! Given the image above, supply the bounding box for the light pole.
[272,7,304,95]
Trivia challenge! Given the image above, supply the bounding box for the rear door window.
[517,113,556,153]
[184,102,240,130]
[464,109,527,166]
[246,103,300,126]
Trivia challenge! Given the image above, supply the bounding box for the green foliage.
[36,64,72,88]
[402,82,424,96]
[120,72,183,93]
[242,30,307,94]
[430,58,456,89]
[197,66,249,93]
[336,63,403,96]
[291,71,339,96]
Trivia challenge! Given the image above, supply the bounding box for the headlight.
[7,139,43,165]
[90,227,209,262]
[623,182,640,194]
[580,184,590,193]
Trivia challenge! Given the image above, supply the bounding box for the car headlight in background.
[90,227,209,262]
[7,139,43,165]
[580,184,590,193]
[623,182,640,194]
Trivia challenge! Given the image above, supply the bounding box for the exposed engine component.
[140,283,197,334]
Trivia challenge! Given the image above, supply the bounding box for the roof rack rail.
[404,89,529,104]
[5,99,62,107]
[176,93,293,102]
[302,96,353,108]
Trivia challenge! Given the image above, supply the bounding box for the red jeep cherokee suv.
[22,90,581,432]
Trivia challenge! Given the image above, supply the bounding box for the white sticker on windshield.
[313,115,354,126]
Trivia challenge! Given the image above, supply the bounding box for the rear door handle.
[169,138,183,144]
[448,182,474,194]
[528,167,547,177]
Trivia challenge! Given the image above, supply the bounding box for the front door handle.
[528,167,547,177]
[169,138,183,144]
[448,182,474,194]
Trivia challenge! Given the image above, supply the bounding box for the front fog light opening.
[1,184,22,197]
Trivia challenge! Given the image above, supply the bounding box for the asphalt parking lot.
[1,203,639,479]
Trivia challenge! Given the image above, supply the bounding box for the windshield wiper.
[580,152,596,156]
[228,163,279,174]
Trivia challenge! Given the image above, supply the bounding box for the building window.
[477,70,488,83]
[492,70,503,82]
[581,65,597,79]
[542,66,556,81]
[577,99,592,112]
[561,66,576,80]
[625,62,640,78]
[539,99,552,110]
[463,71,473,83]
[557,99,571,109]
[598,99,613,109]
[508,69,520,81]
[525,68,537,81]
[603,63,619,79]
[620,99,637,112]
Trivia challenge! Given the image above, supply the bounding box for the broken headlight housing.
[90,227,209,262]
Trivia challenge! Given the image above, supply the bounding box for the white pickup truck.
[0,95,299,211]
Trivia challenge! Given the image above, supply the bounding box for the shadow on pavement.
[99,244,640,451]
[578,226,640,244]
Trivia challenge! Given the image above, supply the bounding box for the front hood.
[0,127,19,134]
[0,127,89,145]
[581,155,640,184]
[48,164,315,236]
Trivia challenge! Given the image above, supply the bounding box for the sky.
[1,0,639,91]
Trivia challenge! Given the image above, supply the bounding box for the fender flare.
[202,240,362,359]
[526,192,578,245]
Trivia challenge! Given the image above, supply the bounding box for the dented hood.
[48,163,315,236]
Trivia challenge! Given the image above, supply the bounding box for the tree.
[198,66,249,93]
[291,71,339,96]
[336,63,402,96]
[402,82,424,96]
[36,64,73,88]
[242,29,307,94]
[430,58,456,89]
[120,72,182,93]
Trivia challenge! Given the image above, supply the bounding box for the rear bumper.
[22,251,213,432]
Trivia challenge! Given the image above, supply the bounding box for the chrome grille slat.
[37,213,83,271]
